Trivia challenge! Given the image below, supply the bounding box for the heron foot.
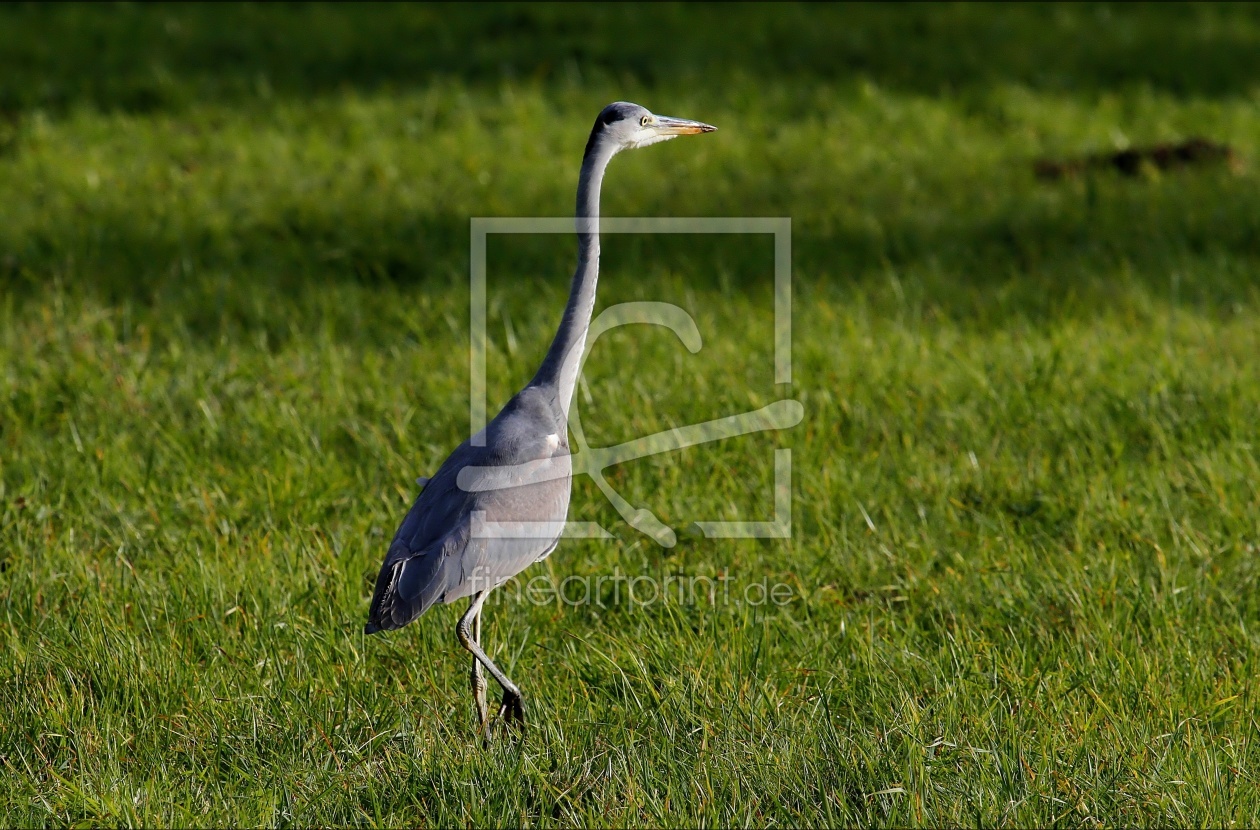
[478,691,525,746]
[498,690,525,731]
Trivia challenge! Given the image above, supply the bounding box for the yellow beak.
[655,116,717,136]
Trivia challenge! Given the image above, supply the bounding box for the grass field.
[2,2,1260,825]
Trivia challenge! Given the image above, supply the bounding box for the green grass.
[2,2,1260,825]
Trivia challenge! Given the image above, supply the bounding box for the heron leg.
[469,604,489,733]
[456,591,526,735]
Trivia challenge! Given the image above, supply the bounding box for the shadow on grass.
[3,164,1257,342]
[3,3,1258,338]
[1,3,1258,117]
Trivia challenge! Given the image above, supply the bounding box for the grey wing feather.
[364,517,480,633]
[364,447,478,633]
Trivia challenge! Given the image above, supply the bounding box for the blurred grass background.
[1,2,1259,825]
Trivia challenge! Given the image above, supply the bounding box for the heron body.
[364,102,715,738]
[366,385,572,624]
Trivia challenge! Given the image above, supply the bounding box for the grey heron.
[364,102,715,737]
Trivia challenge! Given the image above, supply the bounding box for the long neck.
[529,139,614,419]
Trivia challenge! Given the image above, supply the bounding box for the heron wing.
[363,472,570,632]
[364,393,572,634]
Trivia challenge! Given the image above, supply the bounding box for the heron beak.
[654,116,717,136]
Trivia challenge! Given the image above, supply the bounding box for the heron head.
[586,102,715,157]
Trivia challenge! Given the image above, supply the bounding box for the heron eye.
[640,115,651,127]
